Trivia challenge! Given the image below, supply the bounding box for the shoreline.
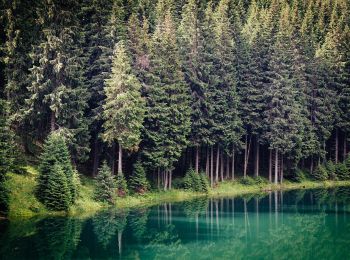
[5,169,350,221]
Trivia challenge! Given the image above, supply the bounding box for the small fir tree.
[336,163,349,180]
[36,131,77,210]
[116,175,129,197]
[129,160,149,194]
[325,160,337,180]
[45,163,70,211]
[95,161,116,204]
[311,165,328,181]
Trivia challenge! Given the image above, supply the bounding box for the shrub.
[325,161,337,180]
[184,168,206,192]
[345,155,350,171]
[239,176,256,185]
[36,132,78,211]
[336,163,349,180]
[311,165,328,181]
[116,174,128,197]
[295,169,307,182]
[129,160,149,194]
[255,176,268,185]
[95,161,116,204]
[199,172,210,193]
[171,178,185,189]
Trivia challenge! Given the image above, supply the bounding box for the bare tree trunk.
[344,132,347,160]
[118,144,122,175]
[164,171,168,191]
[206,147,209,177]
[169,170,172,190]
[274,149,278,184]
[195,146,199,174]
[210,146,214,187]
[335,128,339,163]
[50,111,56,132]
[117,230,122,256]
[157,168,160,190]
[244,134,248,178]
[220,151,224,181]
[280,155,284,184]
[226,154,230,179]
[92,137,100,177]
[215,145,220,183]
[231,147,235,180]
[269,149,272,182]
[310,156,314,174]
[111,143,116,175]
[254,140,259,177]
[244,134,252,178]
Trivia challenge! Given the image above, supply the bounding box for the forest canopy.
[0,0,349,193]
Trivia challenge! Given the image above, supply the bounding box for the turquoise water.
[1,187,350,259]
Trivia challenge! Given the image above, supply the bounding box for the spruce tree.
[102,41,145,175]
[37,131,77,209]
[27,0,90,163]
[143,4,191,185]
[129,160,149,194]
[95,161,116,204]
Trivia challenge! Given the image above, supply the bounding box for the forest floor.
[5,166,350,220]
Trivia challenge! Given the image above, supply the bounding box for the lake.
[1,187,350,259]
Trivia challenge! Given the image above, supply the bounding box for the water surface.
[1,187,350,259]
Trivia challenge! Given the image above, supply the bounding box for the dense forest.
[0,0,349,212]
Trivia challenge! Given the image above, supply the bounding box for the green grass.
[5,167,350,220]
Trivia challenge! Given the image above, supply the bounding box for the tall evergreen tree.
[102,41,145,176]
[26,0,90,163]
[143,2,191,189]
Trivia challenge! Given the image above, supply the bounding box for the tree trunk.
[92,137,100,177]
[118,144,122,176]
[244,134,248,178]
[111,142,116,175]
[50,111,56,132]
[164,171,168,191]
[157,168,160,190]
[231,147,235,180]
[335,128,339,163]
[210,146,214,187]
[269,149,272,182]
[244,134,252,178]
[254,140,259,177]
[206,147,209,177]
[344,132,347,160]
[280,155,284,184]
[226,154,230,179]
[195,146,199,174]
[310,156,314,174]
[274,149,278,184]
[220,151,224,181]
[169,170,172,190]
[215,145,220,183]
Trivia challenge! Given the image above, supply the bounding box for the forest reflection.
[1,187,350,259]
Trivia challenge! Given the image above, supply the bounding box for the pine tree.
[129,160,149,194]
[95,161,116,204]
[36,131,77,209]
[26,0,90,163]
[143,4,191,186]
[0,100,12,215]
[102,41,145,176]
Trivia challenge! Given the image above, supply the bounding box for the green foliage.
[95,161,116,204]
[36,132,78,211]
[129,160,149,194]
[335,163,349,180]
[44,164,70,211]
[345,155,350,171]
[116,174,129,197]
[184,168,209,193]
[325,161,337,180]
[295,169,308,182]
[239,176,268,186]
[311,165,329,181]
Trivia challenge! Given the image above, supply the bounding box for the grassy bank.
[5,167,350,220]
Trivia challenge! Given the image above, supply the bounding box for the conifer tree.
[143,3,191,189]
[129,160,149,194]
[27,0,90,163]
[95,161,116,204]
[37,131,77,209]
[102,41,145,176]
